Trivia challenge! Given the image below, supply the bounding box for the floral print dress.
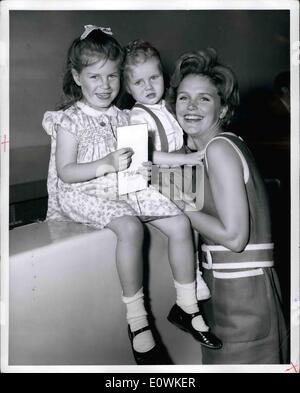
[42,101,181,230]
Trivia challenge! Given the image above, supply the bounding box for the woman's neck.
[191,125,224,151]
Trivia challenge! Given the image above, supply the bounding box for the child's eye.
[109,74,118,80]
[178,95,188,101]
[200,96,210,102]
[151,75,159,80]
[134,80,142,86]
[90,75,99,80]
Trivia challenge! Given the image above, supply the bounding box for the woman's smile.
[176,74,224,137]
[183,114,204,122]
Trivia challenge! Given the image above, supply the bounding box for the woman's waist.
[200,242,274,270]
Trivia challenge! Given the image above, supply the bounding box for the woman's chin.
[184,127,202,136]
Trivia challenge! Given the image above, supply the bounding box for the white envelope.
[117,124,148,195]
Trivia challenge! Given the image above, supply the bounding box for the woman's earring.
[219,107,227,119]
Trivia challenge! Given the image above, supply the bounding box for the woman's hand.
[98,148,134,176]
[137,161,153,182]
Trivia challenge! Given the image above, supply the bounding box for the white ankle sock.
[174,280,209,332]
[122,288,155,353]
[174,280,198,313]
[195,253,211,300]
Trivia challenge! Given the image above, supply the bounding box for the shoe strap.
[190,310,202,319]
[131,325,151,338]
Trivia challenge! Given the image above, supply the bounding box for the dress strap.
[204,134,249,183]
[134,103,169,152]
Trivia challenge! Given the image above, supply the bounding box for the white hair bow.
[80,25,113,40]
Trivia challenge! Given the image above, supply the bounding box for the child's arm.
[129,108,203,167]
[152,149,204,167]
[56,126,133,183]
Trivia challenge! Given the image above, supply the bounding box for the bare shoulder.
[205,136,244,177]
[206,137,241,163]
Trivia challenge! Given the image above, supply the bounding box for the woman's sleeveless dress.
[200,132,288,364]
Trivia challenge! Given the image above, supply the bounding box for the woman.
[166,48,288,364]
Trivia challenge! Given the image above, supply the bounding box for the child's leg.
[106,215,155,354]
[149,215,207,328]
[151,215,195,283]
[107,215,144,297]
[193,228,199,252]
[193,229,211,300]
[149,215,222,349]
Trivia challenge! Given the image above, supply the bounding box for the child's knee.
[170,214,192,238]
[125,216,143,238]
[113,215,143,241]
[175,214,191,231]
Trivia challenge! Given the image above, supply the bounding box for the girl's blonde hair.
[122,39,163,88]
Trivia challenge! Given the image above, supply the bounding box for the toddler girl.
[123,39,211,301]
[42,26,221,365]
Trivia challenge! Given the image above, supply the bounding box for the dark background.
[9,10,291,340]
[10,10,289,149]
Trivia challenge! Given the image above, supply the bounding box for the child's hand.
[137,161,152,182]
[81,183,101,197]
[183,151,205,166]
[102,148,134,174]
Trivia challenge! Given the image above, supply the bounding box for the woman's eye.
[151,75,159,80]
[109,74,118,80]
[200,96,210,102]
[178,96,188,101]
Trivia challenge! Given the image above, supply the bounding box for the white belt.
[201,243,274,270]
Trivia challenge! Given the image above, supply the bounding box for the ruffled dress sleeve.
[42,110,76,222]
[42,110,78,140]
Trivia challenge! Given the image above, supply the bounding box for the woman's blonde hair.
[166,48,240,125]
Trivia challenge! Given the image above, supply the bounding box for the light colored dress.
[42,101,181,230]
[129,99,183,152]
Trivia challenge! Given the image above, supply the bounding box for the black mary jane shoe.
[128,325,173,365]
[167,304,222,350]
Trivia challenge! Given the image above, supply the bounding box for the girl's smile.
[96,92,112,99]
[72,58,121,111]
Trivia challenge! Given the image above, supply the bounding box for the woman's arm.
[185,139,249,252]
[56,127,133,183]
